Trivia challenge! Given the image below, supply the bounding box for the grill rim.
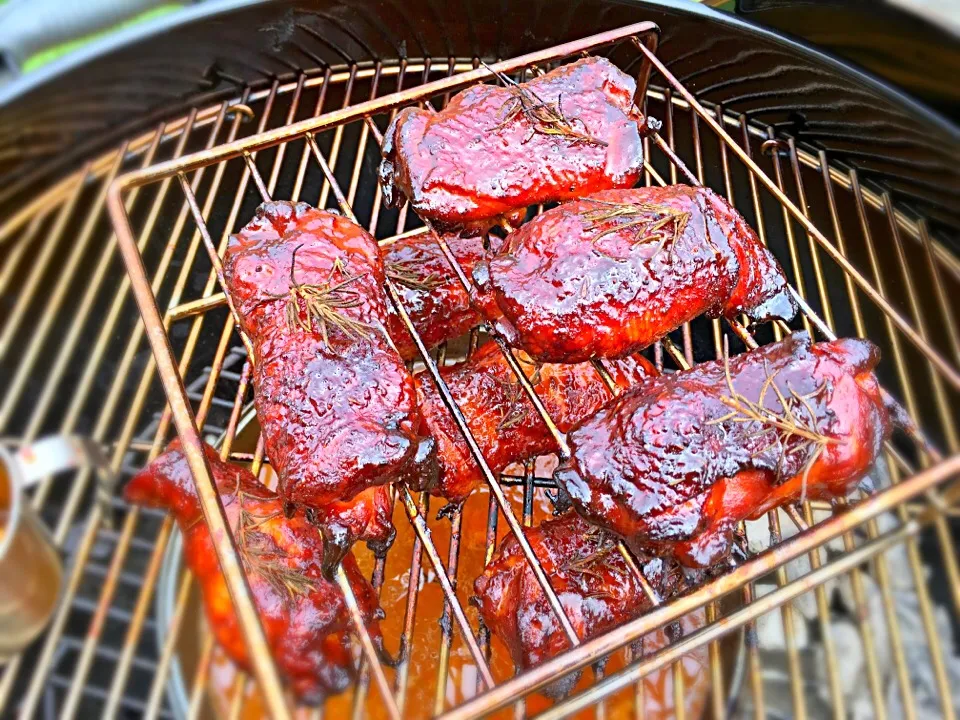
[1,0,959,228]
[2,0,956,139]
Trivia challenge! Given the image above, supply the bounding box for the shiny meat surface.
[382,232,491,360]
[223,202,437,564]
[555,333,890,567]
[124,441,384,704]
[474,512,680,694]
[472,185,798,363]
[379,57,647,234]
[416,342,655,503]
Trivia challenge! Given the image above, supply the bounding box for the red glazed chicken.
[416,342,655,503]
[474,512,682,696]
[379,57,649,234]
[472,185,798,363]
[554,333,890,567]
[382,231,491,360]
[222,202,437,565]
[124,441,385,704]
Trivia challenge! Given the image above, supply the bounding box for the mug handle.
[9,436,116,524]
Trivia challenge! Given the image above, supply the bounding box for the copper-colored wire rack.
[2,19,960,720]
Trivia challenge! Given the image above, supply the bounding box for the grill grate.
[1,21,959,720]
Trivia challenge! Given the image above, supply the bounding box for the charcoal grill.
[1,2,959,719]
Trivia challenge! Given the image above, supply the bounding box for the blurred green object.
[12,2,184,73]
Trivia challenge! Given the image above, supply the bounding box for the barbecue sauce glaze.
[472,185,797,363]
[223,201,437,567]
[555,333,890,567]
[417,343,655,503]
[124,441,385,704]
[379,57,648,234]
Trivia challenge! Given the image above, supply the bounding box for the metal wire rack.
[1,19,959,720]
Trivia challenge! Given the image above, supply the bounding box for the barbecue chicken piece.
[124,441,386,704]
[383,231,491,360]
[554,332,890,567]
[223,201,437,566]
[379,56,649,234]
[416,342,655,503]
[474,512,681,696]
[471,185,798,363]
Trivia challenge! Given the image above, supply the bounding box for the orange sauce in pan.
[207,485,709,719]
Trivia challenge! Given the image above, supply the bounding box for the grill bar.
[25,112,198,519]
[709,102,768,720]
[0,214,37,295]
[919,219,960,367]
[337,563,402,720]
[775,137,851,720]
[302,138,499,687]
[17,128,162,444]
[3,111,210,717]
[183,637,216,720]
[653,118,884,720]
[101,317,246,720]
[0,165,89,362]
[759,131,848,720]
[635,39,960,391]
[538,517,919,720]
[47,108,210,543]
[52,102,252,720]
[0,141,124,431]
[446,456,960,719]
[311,121,591,650]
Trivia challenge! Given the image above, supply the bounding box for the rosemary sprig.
[562,537,626,601]
[274,245,373,348]
[564,543,617,583]
[243,537,318,599]
[703,341,837,502]
[581,198,691,257]
[494,356,543,431]
[482,62,608,148]
[228,474,317,602]
[385,259,442,291]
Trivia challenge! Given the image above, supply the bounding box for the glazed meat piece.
[382,232,492,360]
[471,185,798,363]
[124,441,385,704]
[379,56,649,234]
[554,332,890,567]
[223,201,437,563]
[416,342,655,503]
[311,485,395,563]
[474,512,681,695]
